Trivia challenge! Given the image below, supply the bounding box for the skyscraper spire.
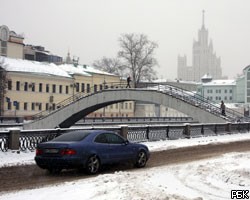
[202,10,205,28]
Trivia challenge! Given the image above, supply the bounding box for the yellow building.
[0,56,134,119]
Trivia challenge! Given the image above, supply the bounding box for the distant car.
[35,130,150,174]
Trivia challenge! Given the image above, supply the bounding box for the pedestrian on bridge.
[126,76,131,88]
[221,100,226,116]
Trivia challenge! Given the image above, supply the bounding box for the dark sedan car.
[35,130,150,174]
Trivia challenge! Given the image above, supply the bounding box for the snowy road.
[1,133,250,199]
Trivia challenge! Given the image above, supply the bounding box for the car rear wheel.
[85,155,100,174]
[135,150,147,168]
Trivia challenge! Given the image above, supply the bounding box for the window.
[7,102,11,110]
[95,134,108,144]
[24,102,28,110]
[24,82,28,91]
[94,84,97,92]
[1,28,8,41]
[99,84,103,91]
[230,89,232,93]
[59,85,62,93]
[105,133,125,144]
[46,103,49,110]
[224,89,227,93]
[31,83,35,92]
[75,83,79,92]
[52,84,56,93]
[38,103,42,111]
[1,41,7,47]
[46,84,49,93]
[81,83,85,92]
[247,72,250,80]
[87,84,90,93]
[66,86,69,94]
[8,80,12,90]
[39,83,43,92]
[129,103,132,109]
[1,41,7,56]
[125,103,128,109]
[15,102,20,110]
[16,81,20,91]
[52,131,90,142]
[31,103,35,110]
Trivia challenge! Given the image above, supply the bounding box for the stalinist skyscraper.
[178,11,222,82]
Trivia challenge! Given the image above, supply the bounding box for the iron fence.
[1,122,250,152]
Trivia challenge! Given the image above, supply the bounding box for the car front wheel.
[134,150,147,168]
[85,155,100,174]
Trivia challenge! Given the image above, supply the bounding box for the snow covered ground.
[1,133,250,200]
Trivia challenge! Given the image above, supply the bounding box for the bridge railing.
[78,116,193,124]
[137,82,248,122]
[1,122,249,152]
[28,81,248,123]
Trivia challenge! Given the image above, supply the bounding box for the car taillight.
[60,149,77,155]
[36,149,43,155]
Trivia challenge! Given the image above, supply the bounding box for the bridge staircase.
[141,82,248,123]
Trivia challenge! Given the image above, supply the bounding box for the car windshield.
[52,131,90,142]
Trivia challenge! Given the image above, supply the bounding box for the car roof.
[64,129,118,139]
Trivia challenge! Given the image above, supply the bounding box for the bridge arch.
[23,89,227,129]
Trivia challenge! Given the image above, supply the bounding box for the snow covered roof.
[81,64,118,76]
[0,56,71,78]
[203,79,236,86]
[58,64,92,76]
[0,56,119,78]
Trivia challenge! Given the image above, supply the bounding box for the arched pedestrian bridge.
[23,86,246,130]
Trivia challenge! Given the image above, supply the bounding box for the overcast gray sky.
[1,0,250,80]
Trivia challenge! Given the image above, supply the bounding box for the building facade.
[197,77,236,104]
[24,45,63,63]
[178,11,222,82]
[0,25,24,59]
[0,56,134,119]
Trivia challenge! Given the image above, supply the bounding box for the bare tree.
[92,57,126,76]
[118,33,158,87]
